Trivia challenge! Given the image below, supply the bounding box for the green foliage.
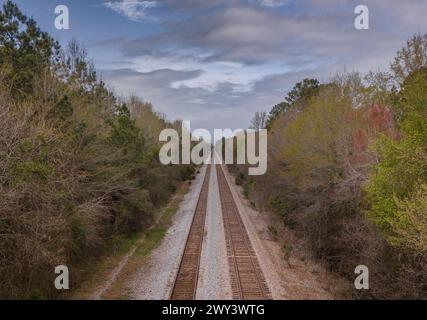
[394,184,427,253]
[242,178,255,198]
[55,95,73,120]
[0,1,59,99]
[366,67,427,250]
[268,195,288,217]
[108,104,145,157]
[179,165,196,181]
[11,136,51,183]
[282,243,293,264]
[115,189,153,234]
[282,82,362,194]
[12,160,50,181]
[267,78,321,128]
[395,67,427,124]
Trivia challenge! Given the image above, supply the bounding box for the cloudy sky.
[8,0,427,134]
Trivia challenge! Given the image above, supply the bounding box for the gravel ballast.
[130,166,207,300]
[196,166,232,300]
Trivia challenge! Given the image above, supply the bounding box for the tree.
[281,82,363,196]
[366,67,427,250]
[0,1,59,99]
[391,34,427,84]
[266,78,320,128]
[250,111,267,131]
[64,39,97,90]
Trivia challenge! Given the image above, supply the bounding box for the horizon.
[7,0,427,138]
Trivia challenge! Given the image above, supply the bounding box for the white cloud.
[104,0,158,21]
[258,0,288,7]
[97,0,426,131]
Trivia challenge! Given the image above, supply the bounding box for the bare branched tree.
[250,111,267,131]
[391,34,427,84]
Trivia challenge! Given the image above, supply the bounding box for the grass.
[136,227,167,257]
[68,180,191,300]
[134,202,181,258]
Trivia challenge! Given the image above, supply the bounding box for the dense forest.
[231,35,427,299]
[1,0,426,300]
[0,1,194,299]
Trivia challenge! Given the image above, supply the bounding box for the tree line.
[234,35,427,299]
[0,1,195,299]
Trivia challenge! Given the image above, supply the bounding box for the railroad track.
[216,165,272,300]
[170,164,271,300]
[170,165,211,300]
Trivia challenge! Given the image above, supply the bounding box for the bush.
[242,179,255,198]
[235,172,245,186]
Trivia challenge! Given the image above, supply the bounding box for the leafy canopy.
[0,0,59,99]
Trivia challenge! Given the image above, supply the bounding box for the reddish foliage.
[367,104,397,138]
[353,128,369,154]
[351,104,397,165]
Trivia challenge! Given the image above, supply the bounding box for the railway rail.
[170,165,211,300]
[216,165,272,300]
[170,164,271,300]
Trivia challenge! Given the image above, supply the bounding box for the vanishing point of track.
[170,164,271,300]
